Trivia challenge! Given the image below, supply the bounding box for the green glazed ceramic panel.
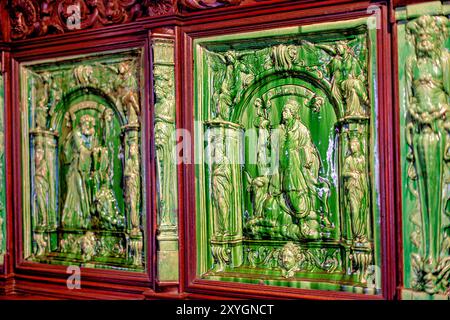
[194,18,382,294]
[398,1,450,299]
[0,60,5,265]
[20,49,146,271]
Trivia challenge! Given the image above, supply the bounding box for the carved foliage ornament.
[8,0,174,40]
[404,14,450,296]
[179,0,242,10]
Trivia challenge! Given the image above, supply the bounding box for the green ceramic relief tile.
[406,1,445,19]
[399,3,450,298]
[0,62,5,265]
[153,38,179,282]
[20,49,146,272]
[194,17,381,294]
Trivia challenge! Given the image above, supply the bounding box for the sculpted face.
[12,11,26,35]
[287,46,297,59]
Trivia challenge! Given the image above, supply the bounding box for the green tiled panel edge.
[398,1,450,299]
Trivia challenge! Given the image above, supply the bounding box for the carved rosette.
[22,49,145,270]
[8,0,174,40]
[0,62,5,263]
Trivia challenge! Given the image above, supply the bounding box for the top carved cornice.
[7,0,174,40]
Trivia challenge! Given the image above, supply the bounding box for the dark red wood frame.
[0,0,417,299]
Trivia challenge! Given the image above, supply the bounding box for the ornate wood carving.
[8,0,174,40]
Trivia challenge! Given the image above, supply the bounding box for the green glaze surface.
[398,1,450,298]
[0,61,5,265]
[20,49,146,271]
[153,38,179,281]
[194,18,381,293]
